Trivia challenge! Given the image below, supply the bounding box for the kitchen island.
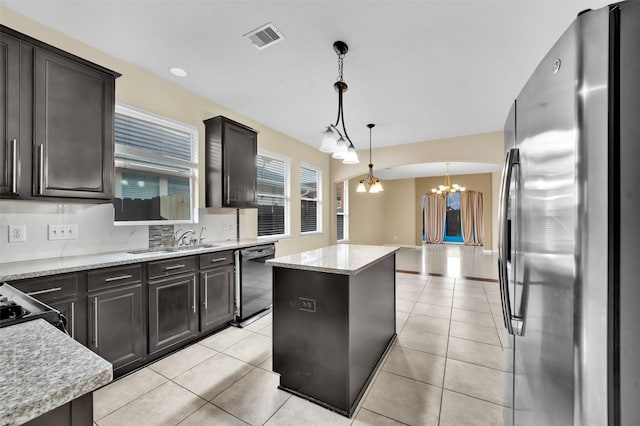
[0,319,112,425]
[268,244,398,417]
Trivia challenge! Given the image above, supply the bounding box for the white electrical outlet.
[48,224,79,240]
[8,225,27,243]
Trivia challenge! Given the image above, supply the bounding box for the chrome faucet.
[173,229,195,247]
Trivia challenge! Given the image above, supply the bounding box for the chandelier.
[431,163,465,194]
[318,41,359,164]
[357,124,383,193]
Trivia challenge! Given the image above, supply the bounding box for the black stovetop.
[0,283,66,330]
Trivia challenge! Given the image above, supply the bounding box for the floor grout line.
[97,252,502,425]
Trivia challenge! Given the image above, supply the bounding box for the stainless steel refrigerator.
[498,2,640,425]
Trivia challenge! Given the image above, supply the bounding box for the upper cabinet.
[0,26,120,201]
[204,116,257,208]
[0,32,20,196]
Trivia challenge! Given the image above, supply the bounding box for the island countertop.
[266,244,399,275]
[0,319,113,425]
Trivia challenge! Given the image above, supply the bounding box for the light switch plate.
[8,225,27,243]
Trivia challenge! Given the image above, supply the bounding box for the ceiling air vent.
[244,22,285,50]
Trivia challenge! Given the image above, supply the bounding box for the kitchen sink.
[127,243,220,255]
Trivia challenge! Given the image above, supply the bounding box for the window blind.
[300,166,320,233]
[115,114,193,162]
[257,153,288,236]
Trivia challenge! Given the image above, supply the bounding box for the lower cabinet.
[10,273,86,346]
[200,265,234,333]
[11,249,242,379]
[148,272,199,355]
[48,298,80,342]
[88,283,144,376]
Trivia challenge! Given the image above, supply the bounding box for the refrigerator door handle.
[498,148,524,336]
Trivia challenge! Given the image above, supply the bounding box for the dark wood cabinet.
[0,25,119,202]
[23,393,93,426]
[200,264,234,333]
[0,32,21,196]
[204,116,257,208]
[8,247,242,378]
[148,272,199,354]
[33,48,115,199]
[11,273,86,346]
[88,265,144,377]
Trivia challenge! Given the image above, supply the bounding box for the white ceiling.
[4,0,611,177]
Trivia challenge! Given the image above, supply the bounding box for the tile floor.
[93,245,511,426]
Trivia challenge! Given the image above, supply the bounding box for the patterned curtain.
[460,191,475,244]
[458,190,484,245]
[473,191,484,245]
[424,194,445,244]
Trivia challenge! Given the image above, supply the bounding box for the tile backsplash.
[148,225,175,248]
[0,201,255,264]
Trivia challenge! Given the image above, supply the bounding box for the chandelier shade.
[319,41,359,164]
[357,124,383,193]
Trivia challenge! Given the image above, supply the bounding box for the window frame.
[336,180,349,242]
[256,150,291,239]
[113,103,198,226]
[300,163,323,235]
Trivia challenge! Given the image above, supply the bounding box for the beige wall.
[346,172,496,250]
[330,131,503,183]
[2,6,330,256]
[415,173,493,248]
[329,131,504,251]
[345,177,416,246]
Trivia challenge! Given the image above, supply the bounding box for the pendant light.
[431,162,465,194]
[357,124,383,193]
[319,41,359,164]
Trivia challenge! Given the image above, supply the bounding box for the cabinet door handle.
[226,176,230,204]
[204,274,208,310]
[211,258,227,263]
[192,278,197,313]
[38,144,44,195]
[105,274,133,282]
[11,139,18,194]
[94,297,98,348]
[70,301,75,339]
[26,287,62,296]
[165,264,185,271]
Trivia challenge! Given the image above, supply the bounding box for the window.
[444,192,463,243]
[300,165,322,234]
[336,180,348,241]
[113,104,198,224]
[257,152,290,237]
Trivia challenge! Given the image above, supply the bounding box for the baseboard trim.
[395,269,499,283]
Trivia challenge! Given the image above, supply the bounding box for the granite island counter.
[267,244,399,417]
[0,319,112,426]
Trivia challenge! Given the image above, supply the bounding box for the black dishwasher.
[234,244,275,326]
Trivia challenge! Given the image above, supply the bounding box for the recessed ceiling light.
[169,67,188,77]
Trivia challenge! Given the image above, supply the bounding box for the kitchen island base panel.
[23,393,92,426]
[277,334,396,417]
[272,254,396,417]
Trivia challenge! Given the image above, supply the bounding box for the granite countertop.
[0,238,277,282]
[267,244,399,275]
[0,319,113,425]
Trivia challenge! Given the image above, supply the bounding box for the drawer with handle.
[88,264,142,291]
[199,250,234,269]
[148,256,197,280]
[11,273,78,302]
